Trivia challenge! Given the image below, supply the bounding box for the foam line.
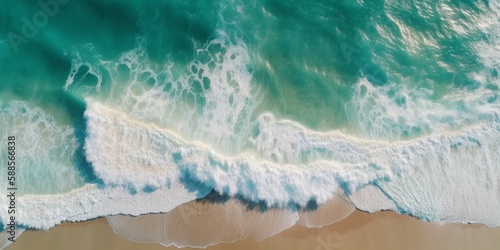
[0,183,199,230]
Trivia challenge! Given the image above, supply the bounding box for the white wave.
[0,99,85,195]
[2,94,498,238]
[0,182,198,230]
[85,101,500,226]
[84,102,393,207]
[253,107,500,225]
[84,101,181,189]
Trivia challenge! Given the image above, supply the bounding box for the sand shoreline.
[5,209,500,250]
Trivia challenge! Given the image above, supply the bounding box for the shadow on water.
[178,166,323,214]
[59,91,103,187]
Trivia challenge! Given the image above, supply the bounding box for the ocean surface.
[1,0,500,247]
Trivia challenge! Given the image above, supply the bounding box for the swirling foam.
[65,31,258,154]
[0,99,85,195]
[349,77,500,140]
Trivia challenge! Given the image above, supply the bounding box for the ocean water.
[1,0,500,248]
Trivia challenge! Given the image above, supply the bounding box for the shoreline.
[5,209,500,250]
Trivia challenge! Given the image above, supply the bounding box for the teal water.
[1,0,496,128]
[0,0,500,236]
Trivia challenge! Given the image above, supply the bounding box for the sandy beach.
[5,209,500,250]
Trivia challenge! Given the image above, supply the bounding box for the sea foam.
[0,99,85,195]
[84,102,393,208]
[2,97,498,234]
[253,107,500,225]
[85,101,500,226]
[0,182,199,230]
[65,31,258,155]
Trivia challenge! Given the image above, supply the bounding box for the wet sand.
[6,210,500,250]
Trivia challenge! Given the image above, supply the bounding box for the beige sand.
[105,195,353,247]
[6,210,500,250]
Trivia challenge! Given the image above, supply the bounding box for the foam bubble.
[252,108,500,225]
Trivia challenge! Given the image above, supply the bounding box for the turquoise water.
[1,0,496,131]
[1,0,500,244]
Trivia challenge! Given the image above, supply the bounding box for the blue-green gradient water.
[1,0,500,247]
[2,0,496,131]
